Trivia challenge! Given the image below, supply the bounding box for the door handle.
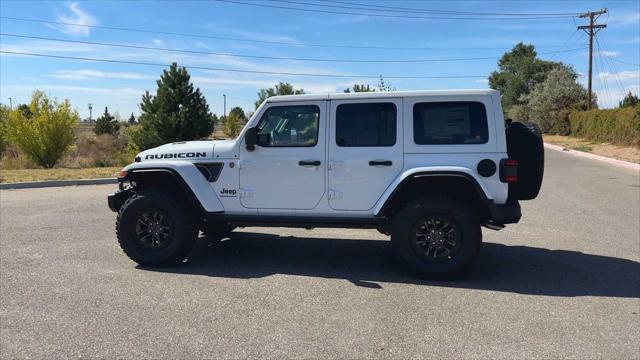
[369,160,393,166]
[299,160,321,166]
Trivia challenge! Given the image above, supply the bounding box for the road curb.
[0,177,117,190]
[544,143,640,171]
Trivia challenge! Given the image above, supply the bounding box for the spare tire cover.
[505,121,544,200]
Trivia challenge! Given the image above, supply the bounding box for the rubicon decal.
[145,152,207,160]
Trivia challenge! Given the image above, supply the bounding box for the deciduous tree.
[489,43,559,112]
[254,82,305,109]
[525,65,590,133]
[344,84,375,93]
[6,91,78,168]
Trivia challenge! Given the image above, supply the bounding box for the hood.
[137,140,216,162]
[136,139,240,162]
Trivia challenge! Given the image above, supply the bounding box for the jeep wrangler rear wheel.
[116,190,197,266]
[391,197,481,278]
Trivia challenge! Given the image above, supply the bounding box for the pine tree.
[94,106,120,135]
[128,113,137,124]
[132,63,214,150]
[619,91,639,108]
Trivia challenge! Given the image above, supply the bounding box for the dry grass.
[544,135,640,164]
[0,167,120,183]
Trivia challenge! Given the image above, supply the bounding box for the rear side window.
[413,102,488,145]
[336,103,396,147]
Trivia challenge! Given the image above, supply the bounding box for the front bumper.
[486,200,521,225]
[107,189,132,212]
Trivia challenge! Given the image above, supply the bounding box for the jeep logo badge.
[219,188,237,197]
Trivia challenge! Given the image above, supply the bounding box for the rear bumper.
[487,200,521,225]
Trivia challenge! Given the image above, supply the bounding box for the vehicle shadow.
[139,231,640,298]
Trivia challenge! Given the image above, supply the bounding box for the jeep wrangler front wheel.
[116,190,197,266]
[391,197,481,278]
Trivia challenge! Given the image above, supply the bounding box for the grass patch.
[0,167,120,183]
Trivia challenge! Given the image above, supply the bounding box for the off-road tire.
[391,197,482,278]
[116,190,197,266]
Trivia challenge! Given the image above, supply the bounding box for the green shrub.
[568,107,640,147]
[6,91,78,168]
[549,109,571,136]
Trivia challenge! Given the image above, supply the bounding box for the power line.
[0,16,576,51]
[0,50,490,79]
[595,36,627,96]
[317,0,579,16]
[608,58,640,67]
[0,33,587,64]
[274,0,575,17]
[215,0,576,21]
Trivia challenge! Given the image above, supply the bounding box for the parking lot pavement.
[1,149,639,359]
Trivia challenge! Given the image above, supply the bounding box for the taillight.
[500,159,518,183]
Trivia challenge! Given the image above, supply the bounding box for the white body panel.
[328,97,404,211]
[238,100,328,210]
[126,89,508,218]
[122,160,225,213]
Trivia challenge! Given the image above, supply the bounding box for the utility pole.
[578,8,607,110]
[223,94,227,119]
[87,103,93,123]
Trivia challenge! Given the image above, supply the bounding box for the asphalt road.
[1,149,639,359]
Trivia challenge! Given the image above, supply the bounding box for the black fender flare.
[377,171,493,217]
[122,168,207,214]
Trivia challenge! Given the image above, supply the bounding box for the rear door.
[328,98,403,211]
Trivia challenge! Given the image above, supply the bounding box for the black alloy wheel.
[411,214,461,262]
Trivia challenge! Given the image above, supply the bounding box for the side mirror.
[245,127,257,151]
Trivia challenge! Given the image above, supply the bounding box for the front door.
[328,98,403,211]
[239,102,326,210]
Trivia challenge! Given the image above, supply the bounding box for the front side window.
[256,105,319,147]
[336,102,396,147]
[413,102,489,145]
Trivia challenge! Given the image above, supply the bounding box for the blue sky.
[1,0,638,119]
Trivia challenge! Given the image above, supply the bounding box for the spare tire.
[505,121,544,200]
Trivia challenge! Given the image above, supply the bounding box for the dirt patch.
[544,135,640,164]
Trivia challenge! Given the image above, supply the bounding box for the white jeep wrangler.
[108,90,544,277]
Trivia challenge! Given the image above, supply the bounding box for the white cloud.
[597,71,640,81]
[50,69,151,80]
[151,39,164,46]
[596,50,620,57]
[608,12,640,26]
[46,2,96,37]
[595,84,640,109]
[192,74,355,93]
[474,79,489,83]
